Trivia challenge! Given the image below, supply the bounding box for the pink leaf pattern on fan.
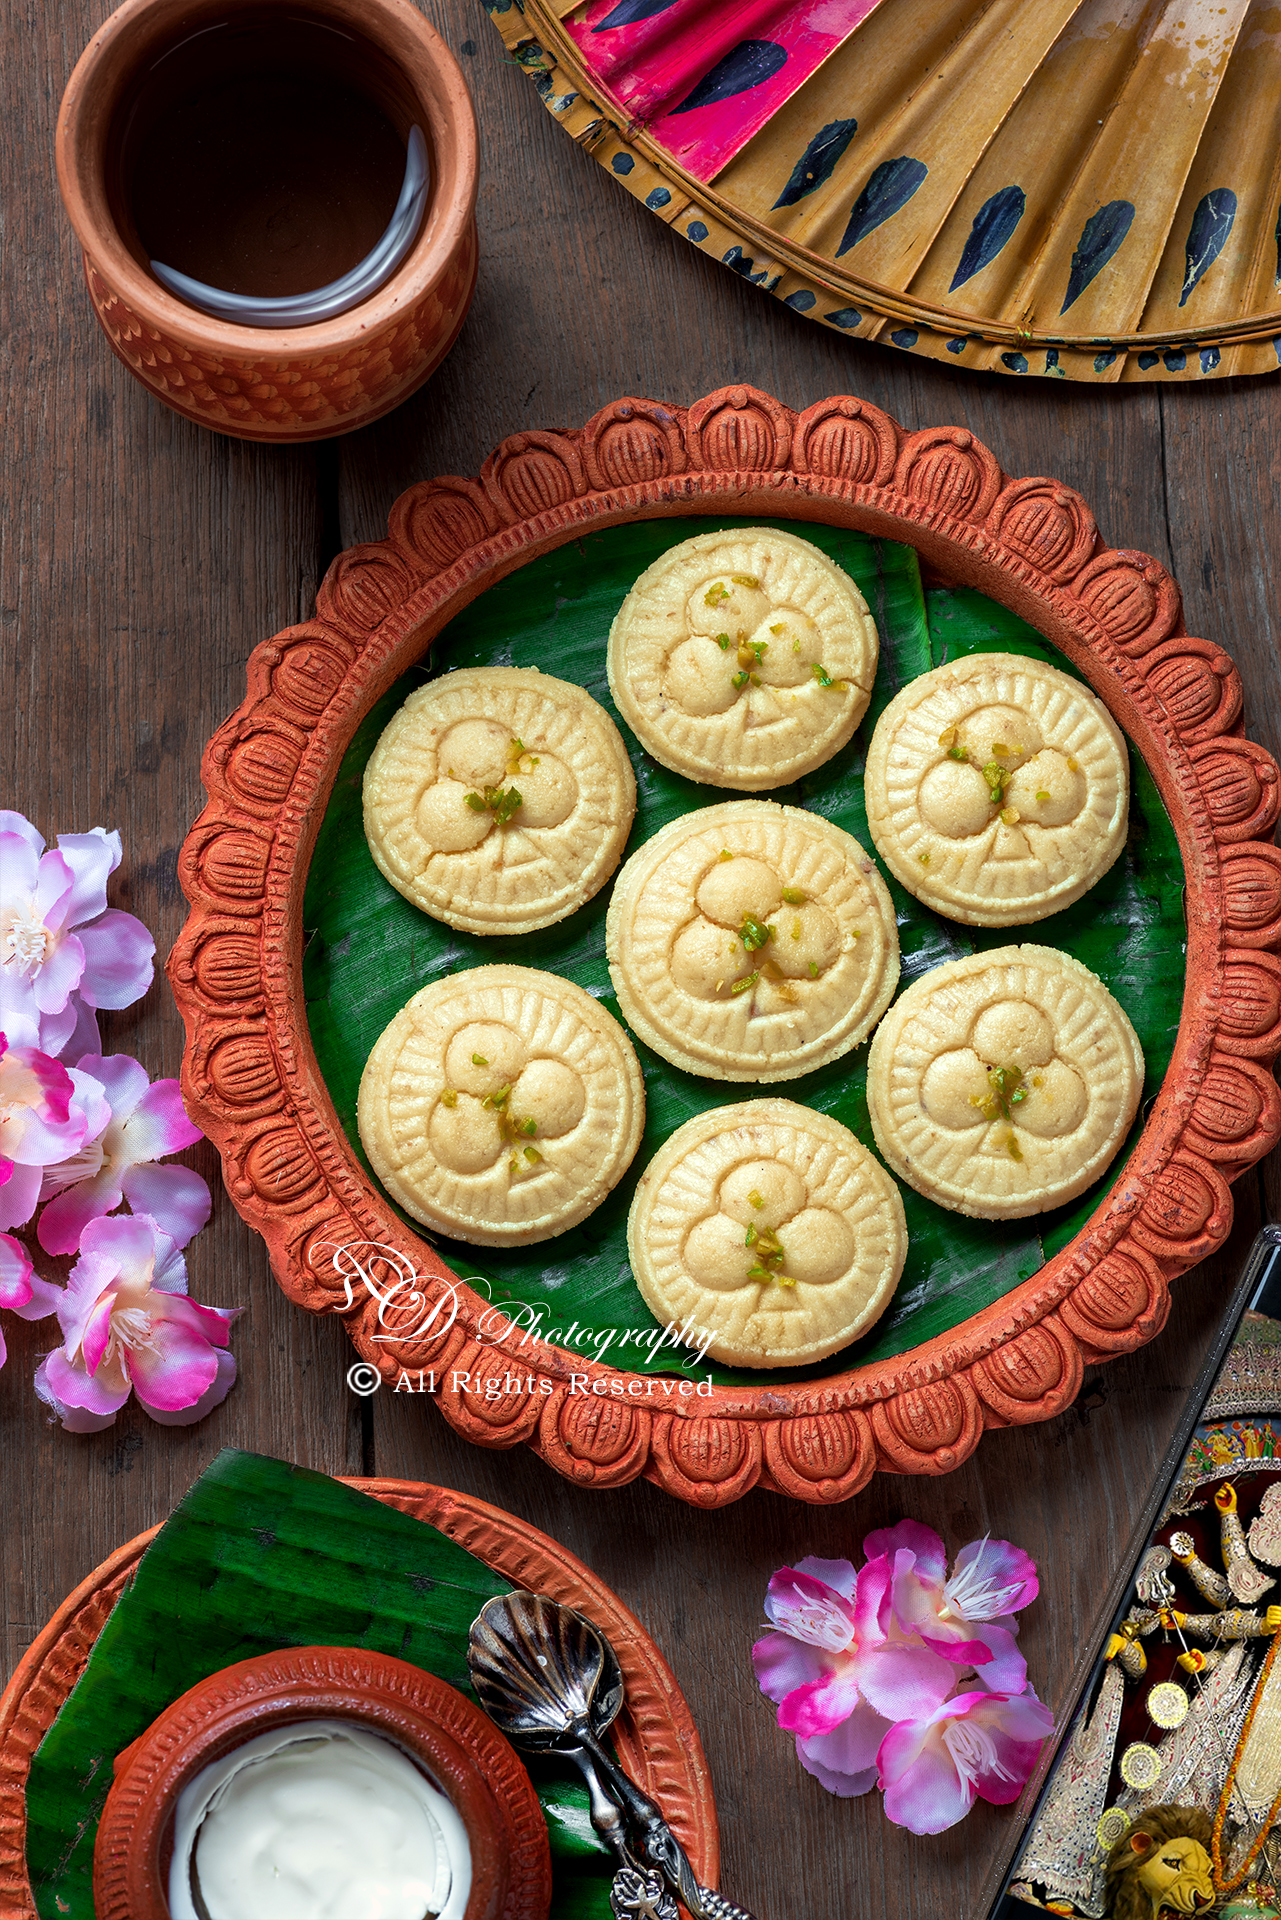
[567,0,884,177]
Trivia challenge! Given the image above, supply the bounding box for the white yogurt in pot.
[168,1719,472,1920]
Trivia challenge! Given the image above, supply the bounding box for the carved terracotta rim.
[94,1645,551,1920]
[166,384,1281,1506]
[0,1478,716,1919]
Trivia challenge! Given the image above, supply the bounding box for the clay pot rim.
[93,1643,552,1920]
[54,0,479,359]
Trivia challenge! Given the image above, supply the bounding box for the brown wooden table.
[4,7,1281,1915]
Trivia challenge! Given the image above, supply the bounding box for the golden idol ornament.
[1249,1482,1281,1568]
[1145,1681,1191,1730]
[1096,1807,1131,1852]
[1119,1743,1163,1791]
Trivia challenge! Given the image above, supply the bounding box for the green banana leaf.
[23,1449,615,1919]
[302,522,1184,1387]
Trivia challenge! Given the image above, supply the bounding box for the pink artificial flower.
[0,1036,108,1232]
[34,1212,238,1433]
[0,812,154,1056]
[877,1688,1054,1835]
[0,1231,63,1369]
[37,1053,209,1256]
[866,1519,1039,1693]
[753,1554,955,1782]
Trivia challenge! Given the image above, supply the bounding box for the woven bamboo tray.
[491,0,1281,385]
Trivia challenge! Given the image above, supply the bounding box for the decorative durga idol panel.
[997,1228,1281,1920]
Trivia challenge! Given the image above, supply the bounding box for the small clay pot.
[91,1645,552,1920]
[56,0,478,442]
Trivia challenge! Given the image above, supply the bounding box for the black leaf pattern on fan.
[671,40,788,114]
[1180,188,1237,305]
[1060,200,1135,314]
[592,0,681,29]
[772,118,858,209]
[837,157,927,256]
[949,185,1026,292]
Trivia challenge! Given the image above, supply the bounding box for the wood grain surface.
[3,5,1280,1917]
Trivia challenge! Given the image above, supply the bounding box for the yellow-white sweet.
[606,527,878,789]
[865,652,1129,925]
[357,965,644,1246]
[866,946,1144,1219]
[627,1100,906,1367]
[605,801,899,1082]
[363,667,636,935]
[168,1720,471,1920]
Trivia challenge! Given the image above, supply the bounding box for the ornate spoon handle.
[584,1731,759,1920]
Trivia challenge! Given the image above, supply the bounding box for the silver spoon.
[468,1592,758,1920]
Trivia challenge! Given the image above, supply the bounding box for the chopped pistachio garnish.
[981,760,1010,805]
[739,913,774,953]
[481,1084,511,1110]
[970,1064,1027,1126]
[999,806,1020,826]
[747,1190,765,1209]
[520,1116,538,1137]
[918,850,931,865]
[1032,1074,1044,1088]
[770,622,784,635]
[730,970,759,996]
[808,960,819,978]
[471,1053,488,1066]
[524,1145,542,1164]
[947,746,969,762]
[1035,789,1050,802]
[465,784,522,825]
[1004,1129,1023,1162]
[1067,756,1079,772]
[719,848,734,861]
[793,639,802,652]
[938,726,958,749]
[731,669,750,690]
[810,662,841,689]
[715,632,731,650]
[704,582,730,607]
[731,573,761,589]
[747,1223,792,1285]
[441,1088,458,1108]
[506,737,539,774]
[992,741,1009,756]
[792,917,802,940]
[744,1224,758,1247]
[781,886,807,906]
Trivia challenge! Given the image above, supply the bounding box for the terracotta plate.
[0,1479,716,1919]
[167,384,1281,1506]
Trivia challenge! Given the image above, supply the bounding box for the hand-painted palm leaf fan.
[490,0,1281,383]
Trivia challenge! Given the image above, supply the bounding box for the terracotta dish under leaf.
[167,384,1281,1506]
[490,0,1281,385]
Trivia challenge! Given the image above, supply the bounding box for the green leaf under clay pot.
[302,521,1184,1388]
[24,1451,616,1919]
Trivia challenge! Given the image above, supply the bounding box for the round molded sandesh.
[866,946,1144,1220]
[357,965,644,1246]
[605,801,899,1081]
[606,527,877,790]
[363,668,636,935]
[627,1099,906,1368]
[865,652,1129,926]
